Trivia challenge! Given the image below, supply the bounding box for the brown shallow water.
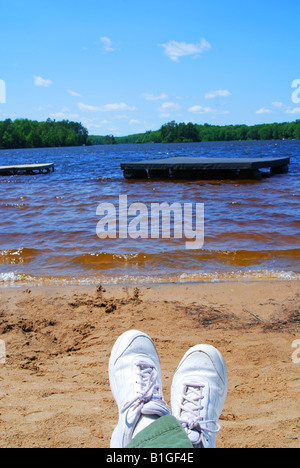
[0,140,299,286]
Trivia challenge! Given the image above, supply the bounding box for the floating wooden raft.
[121,156,290,180]
[0,163,55,176]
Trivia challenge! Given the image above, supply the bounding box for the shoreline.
[0,279,299,448]
[0,271,299,289]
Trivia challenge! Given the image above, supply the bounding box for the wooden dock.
[0,163,55,176]
[121,156,290,180]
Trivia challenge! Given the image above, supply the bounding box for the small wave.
[0,272,37,286]
[71,252,150,267]
[0,248,42,265]
[1,269,299,288]
[95,177,114,182]
[0,272,93,287]
[179,269,300,283]
[2,203,29,209]
[65,248,300,271]
[188,248,300,267]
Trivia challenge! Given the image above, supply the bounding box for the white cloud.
[78,102,100,112]
[78,102,136,112]
[160,39,211,62]
[256,108,273,115]
[100,36,116,52]
[37,104,53,111]
[158,101,181,112]
[272,101,285,108]
[142,93,169,101]
[205,89,232,99]
[33,75,53,88]
[188,105,206,113]
[188,105,229,115]
[67,89,82,97]
[270,101,300,114]
[49,112,79,120]
[285,107,300,114]
[257,102,300,114]
[101,102,136,112]
[81,118,112,130]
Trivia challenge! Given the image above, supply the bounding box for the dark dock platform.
[0,163,55,176]
[121,156,290,180]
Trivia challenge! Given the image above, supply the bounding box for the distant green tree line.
[0,118,89,149]
[2,118,299,149]
[158,120,300,143]
[89,120,300,145]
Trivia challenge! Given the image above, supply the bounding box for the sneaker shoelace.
[178,381,221,445]
[121,360,167,423]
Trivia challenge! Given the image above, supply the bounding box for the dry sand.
[0,280,299,448]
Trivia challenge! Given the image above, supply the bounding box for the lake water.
[0,140,299,286]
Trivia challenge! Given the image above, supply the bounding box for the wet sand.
[0,280,299,448]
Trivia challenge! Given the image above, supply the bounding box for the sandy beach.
[0,280,299,448]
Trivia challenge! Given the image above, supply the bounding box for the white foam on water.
[0,268,299,288]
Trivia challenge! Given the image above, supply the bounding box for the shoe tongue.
[141,399,170,417]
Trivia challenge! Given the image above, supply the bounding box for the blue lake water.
[0,140,299,286]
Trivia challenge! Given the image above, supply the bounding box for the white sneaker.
[171,344,228,448]
[109,330,170,448]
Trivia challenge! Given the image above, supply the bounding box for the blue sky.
[0,0,300,136]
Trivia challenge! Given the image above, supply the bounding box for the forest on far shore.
[90,120,300,145]
[0,118,89,149]
[0,118,299,149]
